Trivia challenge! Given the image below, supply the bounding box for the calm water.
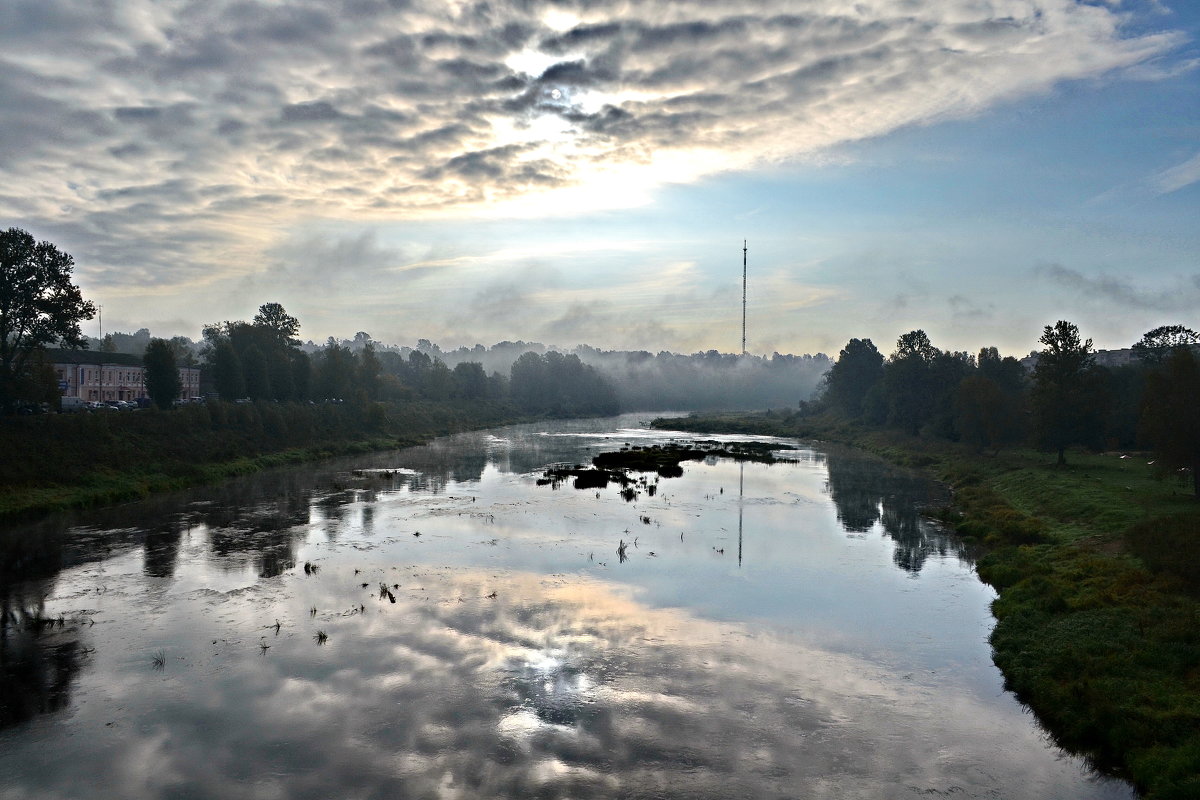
[0,414,1132,799]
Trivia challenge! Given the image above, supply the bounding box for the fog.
[368,338,831,412]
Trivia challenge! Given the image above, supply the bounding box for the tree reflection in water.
[0,562,85,731]
[0,418,1132,800]
[823,447,973,573]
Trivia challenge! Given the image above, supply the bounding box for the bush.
[1126,514,1200,591]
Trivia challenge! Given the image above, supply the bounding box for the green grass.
[657,411,1200,800]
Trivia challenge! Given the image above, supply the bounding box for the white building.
[49,349,201,402]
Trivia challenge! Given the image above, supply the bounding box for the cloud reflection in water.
[1,570,1129,800]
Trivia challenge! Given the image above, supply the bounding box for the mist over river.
[0,414,1133,799]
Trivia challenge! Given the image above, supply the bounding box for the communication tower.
[741,240,747,355]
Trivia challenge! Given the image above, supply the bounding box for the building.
[48,349,201,403]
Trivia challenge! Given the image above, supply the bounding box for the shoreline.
[0,399,534,521]
[653,411,1200,800]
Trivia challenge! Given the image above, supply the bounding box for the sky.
[2,0,1198,358]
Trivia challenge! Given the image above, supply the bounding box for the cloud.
[1035,263,1200,311]
[948,293,995,322]
[6,569,1119,799]
[0,0,1186,342]
[1151,150,1200,195]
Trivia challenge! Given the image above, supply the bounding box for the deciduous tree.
[822,338,884,418]
[0,228,96,412]
[241,345,271,401]
[1132,325,1200,364]
[253,302,300,347]
[1140,347,1200,498]
[212,341,245,400]
[955,347,1026,452]
[1031,321,1107,465]
[144,338,181,409]
[884,330,939,436]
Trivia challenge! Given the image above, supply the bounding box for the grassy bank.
[0,399,527,519]
[658,410,1200,800]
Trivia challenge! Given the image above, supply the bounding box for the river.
[0,413,1133,799]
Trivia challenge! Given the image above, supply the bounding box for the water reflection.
[0,416,1130,798]
[823,447,972,574]
[0,594,87,731]
[0,572,1129,798]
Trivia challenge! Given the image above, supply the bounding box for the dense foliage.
[143,338,181,409]
[819,320,1197,479]
[0,228,96,413]
[197,305,621,417]
[0,398,522,518]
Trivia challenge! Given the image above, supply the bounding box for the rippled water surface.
[0,414,1132,799]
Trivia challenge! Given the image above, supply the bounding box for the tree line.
[818,322,1200,495]
[195,303,618,416]
[0,226,619,417]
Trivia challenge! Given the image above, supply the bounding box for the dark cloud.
[1036,263,1200,311]
[948,293,995,321]
[113,106,163,122]
[280,101,345,123]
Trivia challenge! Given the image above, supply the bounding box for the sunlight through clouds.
[0,0,1191,348]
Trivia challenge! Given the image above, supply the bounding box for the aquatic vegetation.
[539,441,792,495]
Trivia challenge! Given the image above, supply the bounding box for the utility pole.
[741,240,747,356]
[96,305,103,402]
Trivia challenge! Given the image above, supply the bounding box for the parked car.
[15,402,50,415]
[60,397,86,412]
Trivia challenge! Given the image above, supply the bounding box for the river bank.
[0,413,1131,799]
[655,411,1200,800]
[0,399,530,519]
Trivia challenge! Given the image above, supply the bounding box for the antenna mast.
[741,240,747,355]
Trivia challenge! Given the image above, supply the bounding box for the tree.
[511,351,547,411]
[926,349,974,439]
[822,338,884,418]
[290,350,311,400]
[168,336,198,367]
[977,346,1026,397]
[452,362,488,400]
[893,329,937,362]
[0,228,96,412]
[252,302,300,347]
[1031,321,1108,465]
[359,343,381,400]
[9,348,59,411]
[955,375,1022,453]
[212,341,245,400]
[268,354,295,401]
[884,330,939,436]
[144,338,181,409]
[313,339,356,400]
[241,344,271,401]
[956,347,1026,452]
[1139,347,1200,498]
[1132,325,1200,365]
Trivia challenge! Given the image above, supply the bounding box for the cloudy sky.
[2,0,1197,356]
